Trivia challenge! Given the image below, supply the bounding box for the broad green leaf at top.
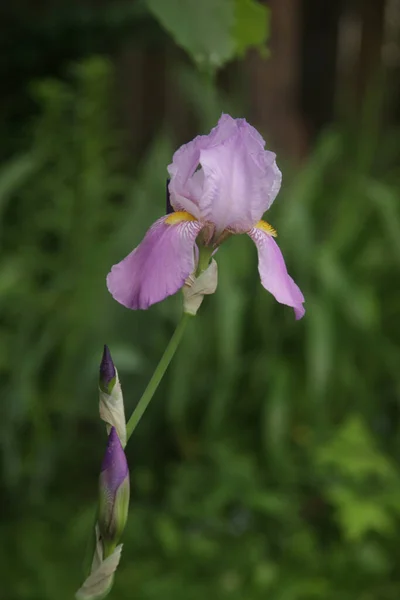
[145,0,270,71]
[146,0,234,70]
[234,0,270,58]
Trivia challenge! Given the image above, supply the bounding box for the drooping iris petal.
[107,215,203,310]
[167,114,240,216]
[198,123,281,232]
[248,226,305,319]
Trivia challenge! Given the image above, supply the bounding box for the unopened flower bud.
[99,345,116,394]
[98,427,130,557]
[99,345,126,447]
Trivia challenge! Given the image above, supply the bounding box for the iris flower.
[107,114,304,319]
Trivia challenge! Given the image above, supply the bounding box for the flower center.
[165,211,197,225]
[255,220,278,237]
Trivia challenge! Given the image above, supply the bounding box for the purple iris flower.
[107,114,305,319]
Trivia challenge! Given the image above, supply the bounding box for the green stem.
[126,313,191,440]
[196,245,213,275]
[83,507,98,578]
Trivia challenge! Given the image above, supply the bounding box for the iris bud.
[99,345,126,447]
[98,427,130,557]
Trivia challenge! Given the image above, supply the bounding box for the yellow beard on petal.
[165,211,197,225]
[255,220,278,237]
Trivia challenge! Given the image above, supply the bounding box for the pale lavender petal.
[107,216,203,310]
[198,121,282,232]
[248,227,305,319]
[167,114,239,216]
[168,114,281,232]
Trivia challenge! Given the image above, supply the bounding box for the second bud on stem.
[98,427,130,558]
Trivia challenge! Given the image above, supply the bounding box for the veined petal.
[198,123,282,232]
[167,114,241,216]
[249,225,305,319]
[107,214,203,310]
[168,114,239,185]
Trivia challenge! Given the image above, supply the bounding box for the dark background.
[1,1,400,599]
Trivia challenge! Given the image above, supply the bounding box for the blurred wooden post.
[337,0,386,119]
[245,0,308,163]
[115,42,167,159]
[300,0,342,138]
[356,0,385,104]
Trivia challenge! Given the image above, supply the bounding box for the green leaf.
[145,0,235,71]
[0,154,37,213]
[145,0,270,71]
[317,415,398,483]
[329,487,394,541]
[234,0,270,57]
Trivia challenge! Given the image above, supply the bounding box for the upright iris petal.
[167,114,281,231]
[107,113,305,318]
[197,126,281,232]
[167,114,238,215]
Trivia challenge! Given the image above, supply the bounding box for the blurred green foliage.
[1,4,400,599]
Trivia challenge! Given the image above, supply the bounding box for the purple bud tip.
[101,427,129,492]
[100,344,116,392]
